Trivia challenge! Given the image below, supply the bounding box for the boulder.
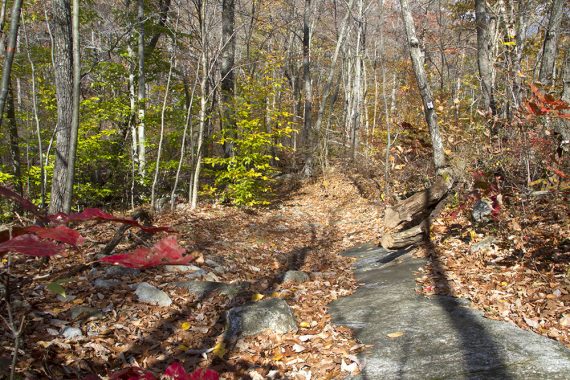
[135,282,172,307]
[472,199,493,223]
[225,298,298,339]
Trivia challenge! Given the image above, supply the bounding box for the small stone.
[283,270,310,284]
[62,326,83,339]
[203,272,221,282]
[135,282,172,307]
[70,306,103,321]
[105,266,141,277]
[472,199,493,223]
[173,281,245,299]
[225,298,298,338]
[164,264,203,273]
[56,294,76,302]
[94,278,121,289]
[47,328,59,336]
[470,236,496,253]
[186,269,207,280]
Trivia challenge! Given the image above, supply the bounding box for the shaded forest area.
[0,0,569,378]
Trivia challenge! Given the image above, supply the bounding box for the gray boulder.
[282,270,310,284]
[135,282,172,307]
[225,298,297,339]
[70,306,103,321]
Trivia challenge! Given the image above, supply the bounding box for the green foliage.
[204,72,294,207]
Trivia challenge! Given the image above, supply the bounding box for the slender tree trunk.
[301,0,313,173]
[137,0,146,179]
[475,0,497,115]
[152,10,179,210]
[562,51,570,104]
[221,0,236,157]
[7,86,21,194]
[303,0,355,176]
[512,0,526,108]
[49,0,73,214]
[399,0,446,170]
[191,0,208,209]
[538,0,564,86]
[350,0,365,160]
[62,0,80,213]
[22,16,45,206]
[0,0,22,127]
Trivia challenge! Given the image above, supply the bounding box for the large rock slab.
[225,298,298,339]
[329,243,570,379]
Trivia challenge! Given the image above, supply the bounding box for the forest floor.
[2,165,569,379]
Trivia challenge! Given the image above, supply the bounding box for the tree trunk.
[301,0,313,175]
[538,0,565,86]
[475,0,497,115]
[7,86,21,194]
[137,0,146,179]
[0,0,22,128]
[303,0,355,176]
[49,0,73,214]
[63,0,80,213]
[563,51,570,104]
[191,0,208,209]
[399,0,446,171]
[350,0,365,161]
[512,0,527,108]
[221,0,236,157]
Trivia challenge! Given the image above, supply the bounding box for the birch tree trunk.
[475,0,497,115]
[350,0,364,161]
[221,0,236,157]
[49,0,73,213]
[191,0,208,209]
[137,0,146,179]
[62,0,80,213]
[399,0,446,171]
[538,0,565,86]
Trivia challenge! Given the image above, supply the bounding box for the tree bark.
[191,0,208,209]
[301,0,313,175]
[0,0,22,128]
[221,0,236,157]
[7,86,21,194]
[563,51,570,104]
[538,0,565,86]
[475,0,497,115]
[303,0,355,176]
[399,0,446,171]
[49,0,73,214]
[137,0,146,179]
[63,0,80,213]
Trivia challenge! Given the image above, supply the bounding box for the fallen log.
[381,220,428,249]
[384,174,453,231]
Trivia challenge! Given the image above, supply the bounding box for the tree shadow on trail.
[420,189,513,379]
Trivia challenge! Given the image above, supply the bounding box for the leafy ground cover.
[416,188,570,348]
[2,164,568,379]
[1,166,382,379]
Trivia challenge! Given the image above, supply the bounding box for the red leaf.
[0,234,62,257]
[188,369,219,380]
[99,236,193,269]
[0,185,43,216]
[24,225,84,246]
[109,367,157,380]
[164,362,189,379]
